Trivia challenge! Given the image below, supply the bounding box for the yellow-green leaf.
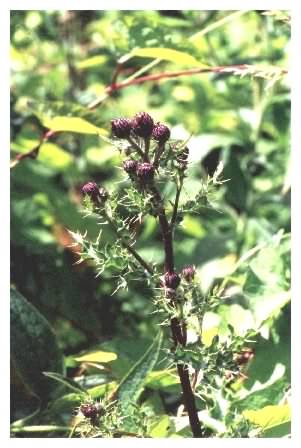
[76,55,107,70]
[181,215,206,238]
[42,116,108,136]
[243,404,291,430]
[74,350,117,363]
[39,143,73,170]
[131,47,206,67]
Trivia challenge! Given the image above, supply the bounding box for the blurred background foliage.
[10,10,290,436]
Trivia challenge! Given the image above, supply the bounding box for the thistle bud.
[80,403,99,420]
[82,182,108,206]
[152,123,170,143]
[164,271,181,289]
[123,159,138,177]
[136,162,155,184]
[132,112,154,138]
[182,265,196,282]
[111,118,132,139]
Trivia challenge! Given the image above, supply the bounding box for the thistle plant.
[73,111,256,438]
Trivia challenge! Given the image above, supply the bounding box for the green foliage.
[10,10,290,438]
[10,288,64,399]
[115,331,163,412]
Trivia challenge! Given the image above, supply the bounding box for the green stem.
[126,136,145,160]
[170,175,184,229]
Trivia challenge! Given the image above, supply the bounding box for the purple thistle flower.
[152,123,170,143]
[182,265,196,282]
[132,112,154,138]
[136,162,155,184]
[111,118,132,139]
[164,271,181,289]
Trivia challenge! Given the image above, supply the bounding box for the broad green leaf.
[73,350,117,364]
[115,331,163,410]
[181,215,206,238]
[88,381,117,399]
[201,312,221,346]
[149,415,171,437]
[47,393,83,423]
[243,404,291,431]
[131,47,206,67]
[39,142,73,170]
[10,288,64,399]
[42,116,108,135]
[263,421,291,437]
[218,303,255,336]
[145,369,180,389]
[233,364,287,411]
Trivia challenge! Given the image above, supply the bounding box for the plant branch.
[148,182,203,438]
[87,64,287,110]
[10,130,56,169]
[126,136,145,160]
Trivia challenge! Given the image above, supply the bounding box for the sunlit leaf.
[76,55,107,70]
[130,47,206,67]
[243,404,291,430]
[42,116,108,135]
[74,350,117,363]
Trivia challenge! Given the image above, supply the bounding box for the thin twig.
[170,175,184,229]
[126,136,145,160]
[88,64,287,110]
[10,130,56,169]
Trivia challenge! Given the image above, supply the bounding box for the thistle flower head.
[132,112,154,138]
[111,118,132,139]
[136,162,155,184]
[80,403,99,419]
[152,122,170,143]
[123,159,138,176]
[164,271,181,289]
[82,182,108,205]
[82,181,100,202]
[182,265,196,282]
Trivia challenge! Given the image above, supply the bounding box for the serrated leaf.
[74,350,117,364]
[131,47,206,67]
[115,331,163,410]
[42,116,107,135]
[243,404,291,431]
[10,288,64,398]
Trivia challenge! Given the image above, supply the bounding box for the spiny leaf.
[10,288,64,399]
[114,331,163,410]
